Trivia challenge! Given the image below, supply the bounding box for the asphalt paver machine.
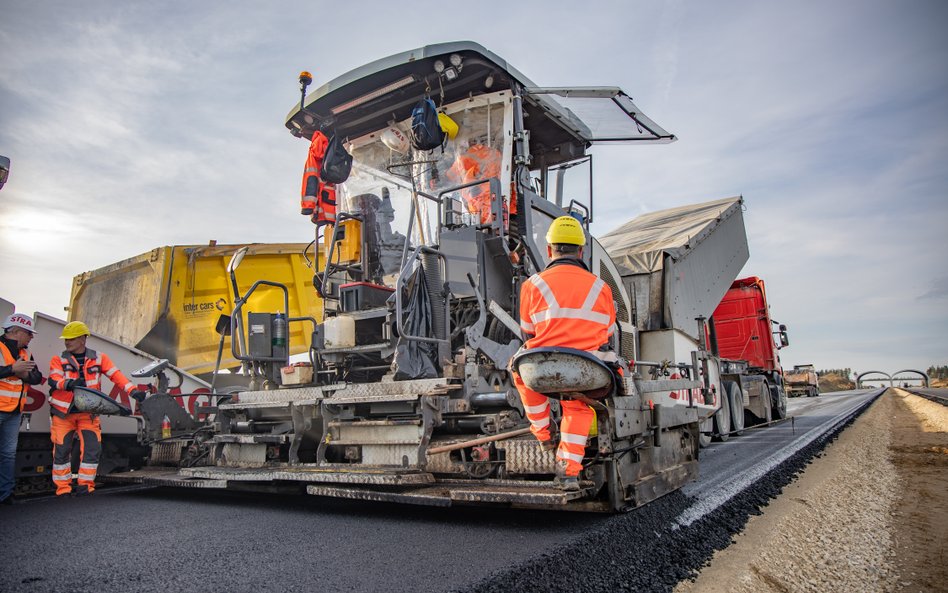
[120,42,733,512]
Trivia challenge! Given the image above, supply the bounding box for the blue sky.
[1,1,946,375]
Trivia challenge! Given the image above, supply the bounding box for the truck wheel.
[698,417,713,448]
[771,383,787,419]
[725,381,745,436]
[761,380,773,423]
[713,388,731,442]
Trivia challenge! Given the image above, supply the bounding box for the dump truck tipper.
[67,242,323,383]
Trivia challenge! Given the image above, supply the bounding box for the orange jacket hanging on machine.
[518,260,616,353]
[0,341,30,412]
[300,130,337,226]
[47,349,135,417]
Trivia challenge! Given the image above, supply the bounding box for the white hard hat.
[3,313,35,333]
[380,126,410,154]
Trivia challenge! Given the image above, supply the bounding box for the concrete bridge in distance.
[855,369,930,388]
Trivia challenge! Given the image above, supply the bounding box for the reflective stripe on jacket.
[314,182,337,226]
[47,348,134,416]
[519,259,616,353]
[0,341,28,413]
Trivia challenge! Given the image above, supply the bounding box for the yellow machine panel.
[325,219,361,264]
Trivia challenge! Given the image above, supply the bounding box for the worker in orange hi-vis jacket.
[446,142,502,225]
[0,313,43,505]
[513,216,617,491]
[47,321,147,496]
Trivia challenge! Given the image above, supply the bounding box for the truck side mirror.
[779,331,790,348]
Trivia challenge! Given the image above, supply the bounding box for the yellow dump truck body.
[68,243,322,377]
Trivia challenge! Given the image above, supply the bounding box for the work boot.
[553,459,582,491]
[554,475,581,492]
[538,424,560,452]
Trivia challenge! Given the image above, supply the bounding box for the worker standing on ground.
[512,216,618,491]
[0,314,43,505]
[47,321,146,496]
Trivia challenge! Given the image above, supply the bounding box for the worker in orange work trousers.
[1,314,44,505]
[47,321,147,496]
[513,216,618,491]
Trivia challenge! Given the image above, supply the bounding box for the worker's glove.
[130,390,148,403]
[65,377,86,391]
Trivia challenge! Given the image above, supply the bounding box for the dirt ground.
[890,389,948,592]
[675,390,948,593]
[818,372,855,392]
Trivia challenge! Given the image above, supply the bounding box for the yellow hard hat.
[546,216,586,246]
[60,321,91,340]
[438,112,459,140]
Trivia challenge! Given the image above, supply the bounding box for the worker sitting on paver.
[512,216,617,491]
[47,321,146,496]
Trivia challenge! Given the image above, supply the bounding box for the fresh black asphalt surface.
[904,386,948,406]
[0,389,884,593]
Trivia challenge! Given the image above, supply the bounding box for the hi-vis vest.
[0,342,29,413]
[519,262,616,353]
[47,349,134,416]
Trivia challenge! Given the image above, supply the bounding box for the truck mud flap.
[306,478,603,511]
[180,465,436,486]
[102,468,227,489]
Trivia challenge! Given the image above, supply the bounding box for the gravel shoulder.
[675,390,947,593]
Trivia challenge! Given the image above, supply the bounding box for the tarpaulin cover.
[598,196,743,276]
[392,266,439,380]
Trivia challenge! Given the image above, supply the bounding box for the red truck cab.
[711,276,790,423]
[712,276,787,373]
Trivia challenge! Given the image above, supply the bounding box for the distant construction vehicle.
[785,364,820,398]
